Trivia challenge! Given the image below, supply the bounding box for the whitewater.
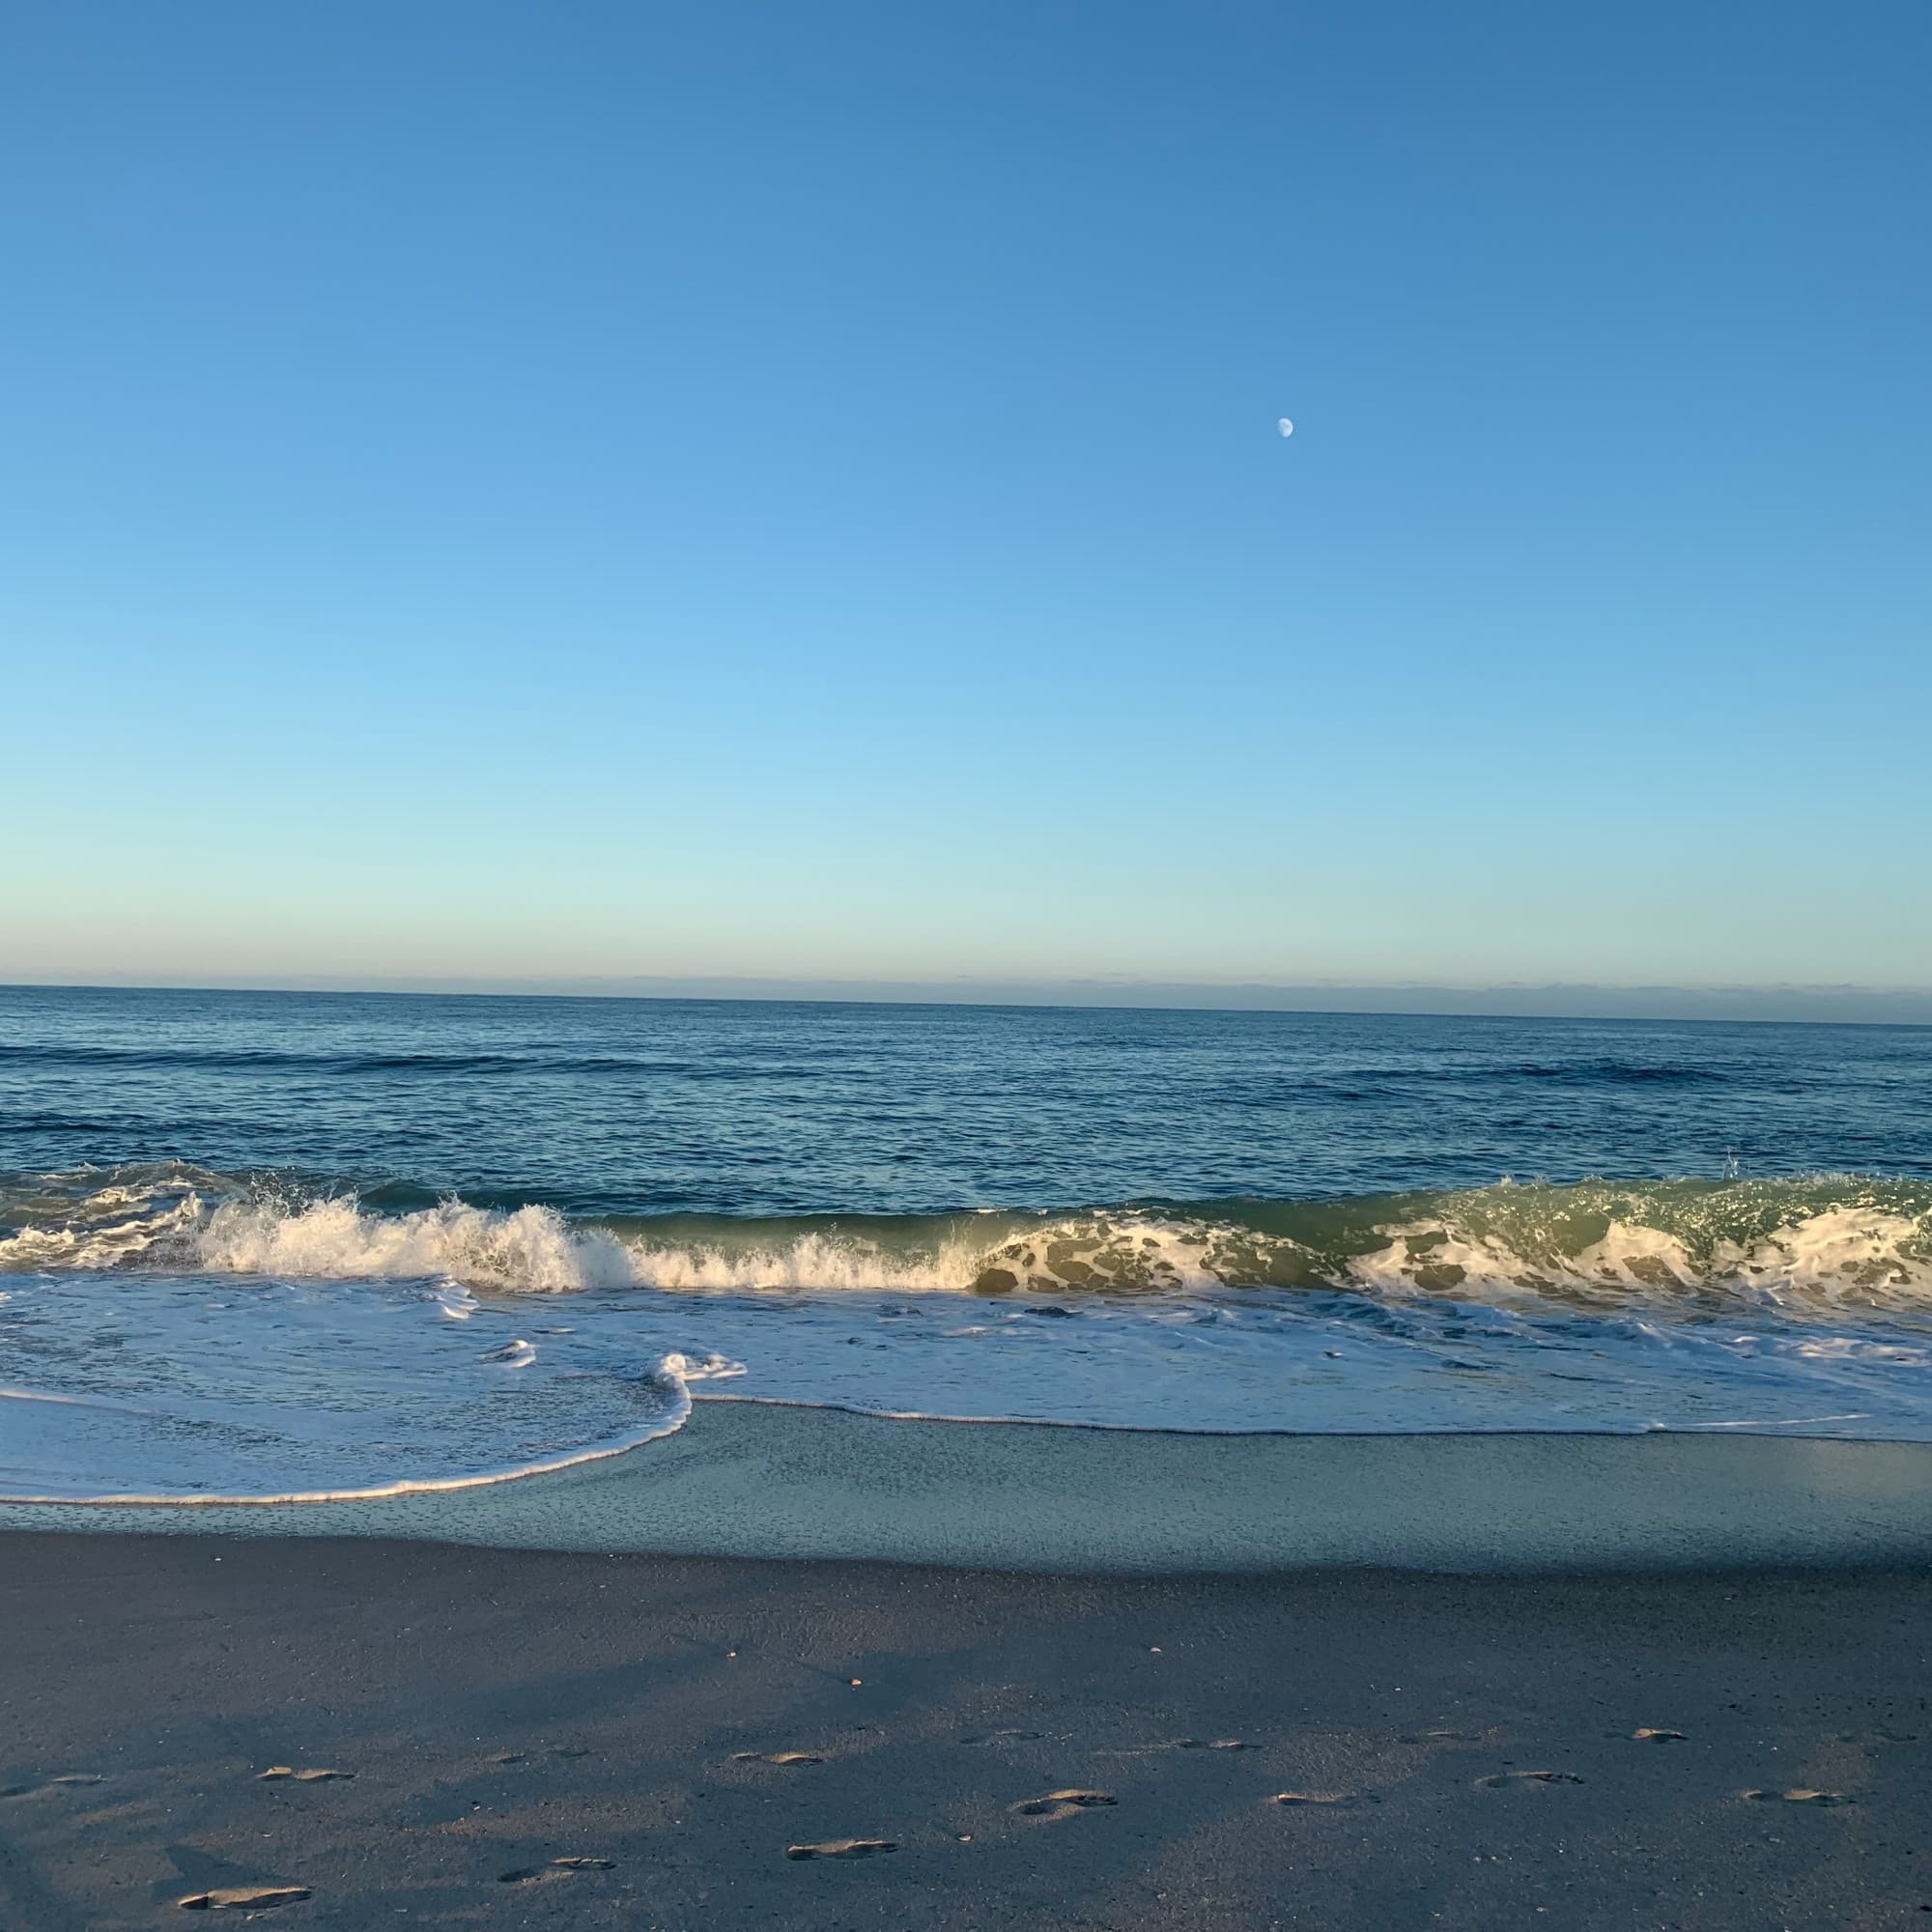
[5,1162,1931,1312]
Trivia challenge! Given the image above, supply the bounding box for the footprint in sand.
[785,1839,896,1861]
[177,1887,310,1911]
[1012,1789,1117,1820]
[1273,1790,1378,1807]
[1477,1771,1584,1788]
[731,1751,825,1766]
[497,1858,616,1883]
[1629,1728,1688,1743]
[0,1774,105,1799]
[258,1767,353,1782]
[1744,1788,1852,1805]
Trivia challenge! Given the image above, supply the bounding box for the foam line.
[4,1164,1928,1314]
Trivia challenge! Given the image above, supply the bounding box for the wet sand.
[3,1531,1930,1929]
[10,1401,1932,1572]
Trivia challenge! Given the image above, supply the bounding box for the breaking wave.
[7,1165,1932,1492]
[4,1163,1930,1320]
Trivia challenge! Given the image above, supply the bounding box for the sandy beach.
[2,1523,1928,1929]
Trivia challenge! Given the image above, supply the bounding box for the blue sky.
[3,1,1927,1006]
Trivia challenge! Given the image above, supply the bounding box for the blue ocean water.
[2,984,1929,1500]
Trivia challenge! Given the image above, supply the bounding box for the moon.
[1277,417,1294,438]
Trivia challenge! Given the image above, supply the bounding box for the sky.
[2,1,1927,1014]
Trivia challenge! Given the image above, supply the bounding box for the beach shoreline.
[8,1400,1932,1573]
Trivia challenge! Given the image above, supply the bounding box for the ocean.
[2,983,1929,1505]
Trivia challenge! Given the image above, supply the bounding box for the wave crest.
[2,1164,1929,1318]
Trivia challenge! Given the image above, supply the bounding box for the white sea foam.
[1351,1203,1932,1313]
[195,1197,639,1292]
[0,1263,743,1504]
[2,1166,1929,1318]
[182,1196,1932,1315]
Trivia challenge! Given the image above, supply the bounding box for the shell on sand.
[178,1888,311,1911]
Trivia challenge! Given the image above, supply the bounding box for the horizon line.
[5,974,1931,1029]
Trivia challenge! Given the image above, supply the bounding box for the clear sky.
[3,1,1927,1008]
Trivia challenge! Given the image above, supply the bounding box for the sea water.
[2,985,1928,1502]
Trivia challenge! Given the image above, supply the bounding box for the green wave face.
[4,1166,1931,1317]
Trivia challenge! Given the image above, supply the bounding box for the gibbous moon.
[1277,417,1294,438]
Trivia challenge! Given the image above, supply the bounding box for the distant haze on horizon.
[7,976,1930,1028]
[4,3,1926,995]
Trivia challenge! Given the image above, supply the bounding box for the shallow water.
[1,985,1928,1499]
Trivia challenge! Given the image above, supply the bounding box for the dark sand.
[3,1532,1930,1928]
